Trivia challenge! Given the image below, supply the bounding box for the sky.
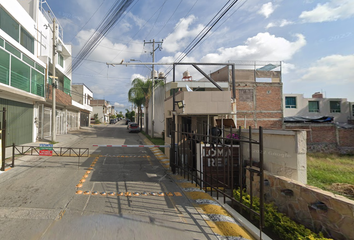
[45,0,354,113]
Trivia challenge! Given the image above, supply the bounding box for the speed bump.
[76,184,83,188]
[100,192,107,196]
[92,191,98,195]
[76,190,83,194]
[83,191,90,195]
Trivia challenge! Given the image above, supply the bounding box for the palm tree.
[128,92,144,127]
[128,78,152,133]
[128,77,165,135]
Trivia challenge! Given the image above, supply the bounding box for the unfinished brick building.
[210,62,283,129]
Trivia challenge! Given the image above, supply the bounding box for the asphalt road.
[0,122,218,240]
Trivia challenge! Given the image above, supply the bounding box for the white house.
[284,92,354,123]
[0,0,88,145]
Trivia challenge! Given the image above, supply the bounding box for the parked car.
[128,122,140,133]
[110,119,116,124]
[125,119,131,125]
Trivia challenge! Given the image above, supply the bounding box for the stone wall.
[247,170,354,240]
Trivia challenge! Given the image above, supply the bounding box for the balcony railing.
[40,1,64,40]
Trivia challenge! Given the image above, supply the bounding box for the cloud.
[201,32,306,62]
[163,15,205,53]
[75,29,143,62]
[299,54,354,84]
[131,74,147,82]
[258,2,276,19]
[299,0,354,23]
[266,19,294,29]
[114,102,125,108]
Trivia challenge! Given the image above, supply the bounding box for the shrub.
[233,189,332,240]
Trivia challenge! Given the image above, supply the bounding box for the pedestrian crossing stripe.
[75,191,182,197]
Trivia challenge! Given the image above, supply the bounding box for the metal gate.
[0,107,6,171]
[0,98,33,146]
[171,123,265,237]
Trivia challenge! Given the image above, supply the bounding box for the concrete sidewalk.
[2,127,88,167]
[140,133,270,240]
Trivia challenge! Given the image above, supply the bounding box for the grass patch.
[141,131,165,153]
[307,152,354,199]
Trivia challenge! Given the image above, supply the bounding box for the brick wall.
[285,123,354,152]
[47,85,72,106]
[236,82,283,129]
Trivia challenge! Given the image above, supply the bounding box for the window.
[63,76,71,95]
[11,56,31,92]
[330,101,341,113]
[20,28,34,54]
[58,54,64,68]
[0,7,34,54]
[285,97,296,108]
[5,42,21,58]
[0,48,10,85]
[23,54,34,67]
[31,69,44,97]
[308,101,319,112]
[0,7,19,42]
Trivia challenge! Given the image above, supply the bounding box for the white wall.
[284,94,351,122]
[148,85,165,137]
[241,129,307,184]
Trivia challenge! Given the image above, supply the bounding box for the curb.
[139,134,256,240]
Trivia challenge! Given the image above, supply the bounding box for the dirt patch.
[330,183,354,198]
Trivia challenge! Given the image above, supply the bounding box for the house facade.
[284,92,354,123]
[71,83,93,127]
[90,99,110,123]
[0,0,87,145]
[150,62,283,158]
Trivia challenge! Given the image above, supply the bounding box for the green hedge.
[233,189,332,240]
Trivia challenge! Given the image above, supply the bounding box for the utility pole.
[144,39,163,138]
[51,18,57,142]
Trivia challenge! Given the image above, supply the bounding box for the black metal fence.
[170,123,265,238]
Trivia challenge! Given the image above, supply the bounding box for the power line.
[66,0,136,75]
[164,0,240,76]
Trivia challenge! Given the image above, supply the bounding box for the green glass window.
[0,48,10,85]
[58,54,64,68]
[48,76,53,85]
[11,56,30,92]
[308,101,319,112]
[23,54,34,67]
[0,7,20,42]
[35,63,45,74]
[31,70,44,97]
[285,97,296,108]
[330,101,341,113]
[5,42,21,58]
[0,37,4,47]
[63,76,71,95]
[20,27,34,54]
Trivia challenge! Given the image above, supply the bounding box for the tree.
[128,78,152,133]
[128,87,145,129]
[128,77,164,135]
